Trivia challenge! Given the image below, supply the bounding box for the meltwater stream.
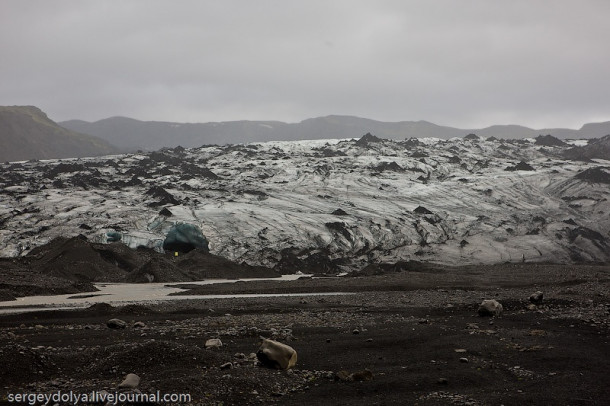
[0,275,350,314]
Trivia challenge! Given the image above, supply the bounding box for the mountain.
[60,116,291,152]
[1,135,608,266]
[60,114,610,151]
[0,106,119,162]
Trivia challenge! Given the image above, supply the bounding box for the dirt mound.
[1,234,284,300]
[505,161,535,171]
[26,236,127,282]
[25,236,277,284]
[535,134,566,146]
[176,250,279,279]
[0,257,97,300]
[274,248,345,276]
[355,132,383,147]
[574,166,610,184]
[126,257,191,283]
[564,135,610,161]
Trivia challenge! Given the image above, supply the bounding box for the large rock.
[529,291,544,304]
[205,338,223,349]
[477,299,503,317]
[106,318,127,329]
[256,338,297,370]
[118,373,140,389]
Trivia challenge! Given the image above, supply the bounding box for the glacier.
[0,134,608,270]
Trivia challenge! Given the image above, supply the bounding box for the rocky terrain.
[0,236,279,302]
[0,131,609,404]
[0,264,608,405]
[1,133,609,272]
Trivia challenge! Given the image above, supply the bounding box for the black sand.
[1,264,608,405]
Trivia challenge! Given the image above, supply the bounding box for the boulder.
[256,338,297,370]
[477,299,503,317]
[529,291,544,304]
[205,338,223,349]
[118,373,140,389]
[106,318,127,329]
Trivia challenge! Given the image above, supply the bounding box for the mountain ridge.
[0,106,119,162]
[60,114,610,152]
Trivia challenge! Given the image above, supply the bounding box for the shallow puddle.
[0,275,350,314]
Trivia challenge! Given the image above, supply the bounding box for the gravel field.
[1,263,608,405]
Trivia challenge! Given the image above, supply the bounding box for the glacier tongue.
[0,136,608,268]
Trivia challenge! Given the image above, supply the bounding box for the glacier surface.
[1,135,608,270]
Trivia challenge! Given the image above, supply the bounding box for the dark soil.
[1,264,609,405]
[0,237,279,301]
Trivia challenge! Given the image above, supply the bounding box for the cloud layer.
[1,0,609,128]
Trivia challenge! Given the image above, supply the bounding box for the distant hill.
[0,106,119,162]
[60,114,610,151]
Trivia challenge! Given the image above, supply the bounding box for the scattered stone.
[477,299,503,317]
[256,338,297,370]
[459,357,469,363]
[106,319,127,329]
[205,338,223,349]
[414,206,434,215]
[118,373,140,389]
[336,369,373,382]
[159,207,173,217]
[505,161,535,171]
[220,362,233,370]
[529,291,544,304]
[527,304,537,311]
[352,328,360,334]
[332,208,349,216]
[351,369,374,381]
[437,377,449,385]
[133,321,146,328]
[454,349,467,353]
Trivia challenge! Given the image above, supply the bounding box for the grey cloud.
[1,0,609,129]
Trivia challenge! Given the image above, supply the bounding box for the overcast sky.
[1,1,609,129]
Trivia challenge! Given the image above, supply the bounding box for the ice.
[0,135,608,268]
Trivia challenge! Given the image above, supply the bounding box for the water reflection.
[0,275,349,314]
